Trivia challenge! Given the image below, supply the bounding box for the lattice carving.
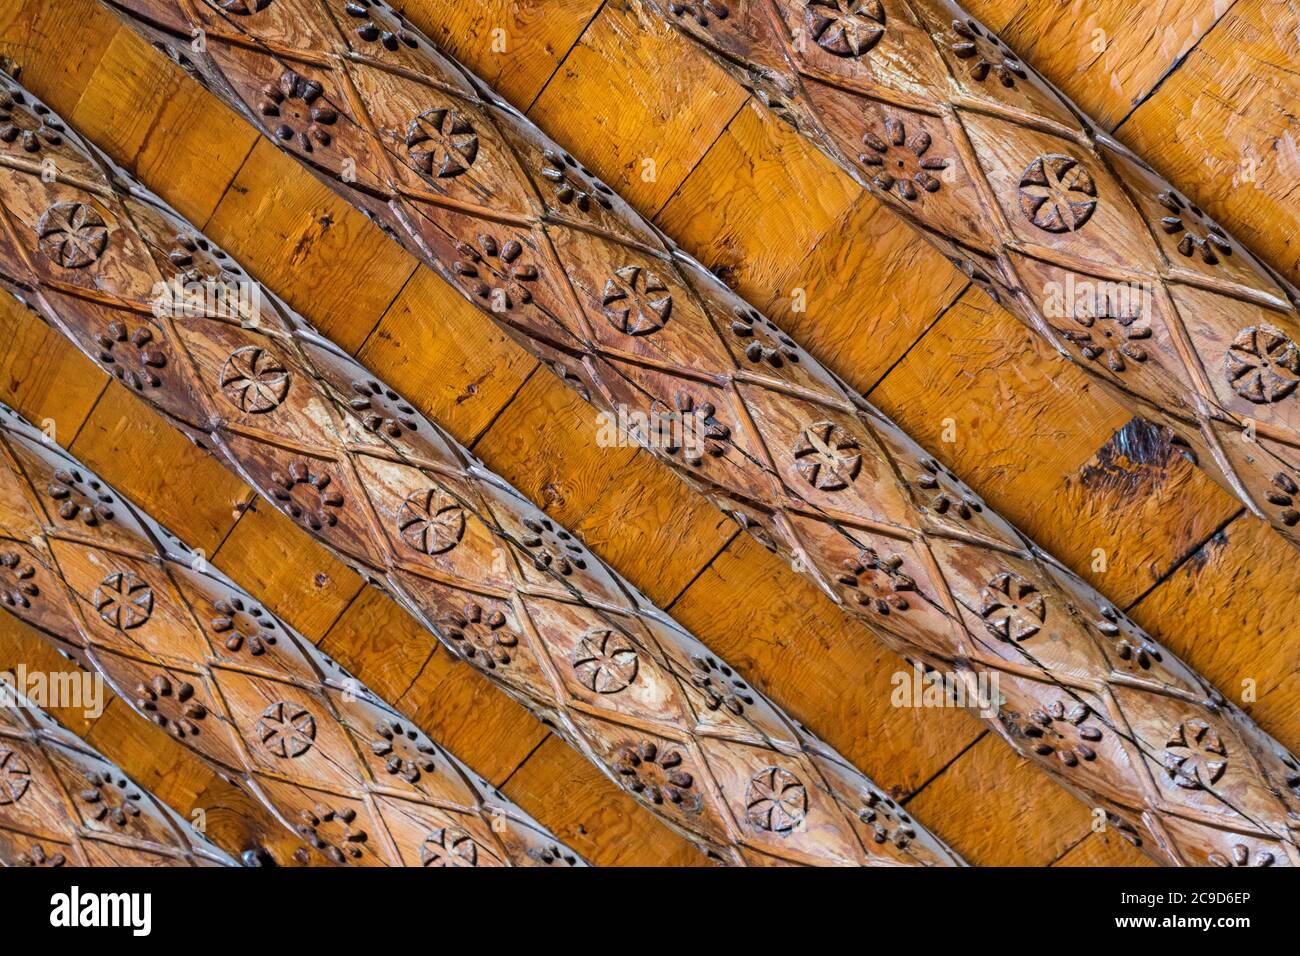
[0,406,579,868]
[0,685,232,866]
[50,2,1300,864]
[0,73,957,867]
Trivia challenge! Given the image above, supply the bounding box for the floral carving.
[78,771,142,828]
[397,487,466,554]
[857,789,918,848]
[1018,155,1098,233]
[978,571,1045,642]
[0,90,64,152]
[347,379,417,437]
[134,674,206,739]
[731,305,799,367]
[668,0,729,27]
[220,346,290,413]
[1163,718,1227,790]
[1158,190,1232,265]
[614,740,694,807]
[649,393,730,467]
[689,653,753,715]
[859,117,949,201]
[521,515,587,576]
[169,232,243,289]
[1265,472,1300,527]
[93,571,154,631]
[210,595,278,655]
[911,456,983,520]
[46,467,115,526]
[405,107,478,178]
[794,420,862,490]
[296,803,367,864]
[217,0,272,13]
[602,265,672,335]
[37,202,109,268]
[950,19,1027,87]
[1023,700,1103,767]
[1061,312,1150,373]
[259,71,337,153]
[0,551,39,610]
[572,628,639,694]
[371,718,437,783]
[96,320,167,392]
[257,701,317,758]
[835,547,914,615]
[421,826,478,866]
[1225,326,1299,404]
[0,748,31,805]
[453,234,538,311]
[270,460,345,530]
[1209,843,1276,868]
[15,843,66,866]
[541,148,613,213]
[745,767,808,834]
[440,603,519,670]
[343,0,417,51]
[804,0,886,58]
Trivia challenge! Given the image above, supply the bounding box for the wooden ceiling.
[0,0,1295,866]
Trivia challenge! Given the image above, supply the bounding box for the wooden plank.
[527,0,749,212]
[401,0,604,107]
[1118,0,1300,285]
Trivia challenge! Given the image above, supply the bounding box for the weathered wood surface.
[0,403,584,867]
[84,0,1300,866]
[645,0,1300,555]
[0,0,1294,866]
[0,76,960,867]
[0,673,234,866]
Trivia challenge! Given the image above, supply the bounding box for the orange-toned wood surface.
[0,0,1294,865]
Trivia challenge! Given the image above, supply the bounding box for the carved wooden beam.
[0,404,584,867]
[0,681,234,866]
[0,75,958,868]
[640,0,1300,551]
[89,0,1300,867]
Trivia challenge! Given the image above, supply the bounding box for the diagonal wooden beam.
[0,73,957,867]
[73,0,1300,867]
[638,0,1300,552]
[0,403,584,867]
[0,678,234,866]
[88,0,1300,866]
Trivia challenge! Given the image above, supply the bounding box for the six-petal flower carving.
[1018,154,1098,233]
[37,201,109,268]
[405,106,478,178]
[745,766,808,833]
[804,0,886,58]
[572,628,640,694]
[1226,326,1300,404]
[978,571,1045,642]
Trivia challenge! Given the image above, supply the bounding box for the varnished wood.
[642,0,1300,552]
[94,0,1300,866]
[0,74,959,867]
[0,403,582,867]
[0,680,233,866]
